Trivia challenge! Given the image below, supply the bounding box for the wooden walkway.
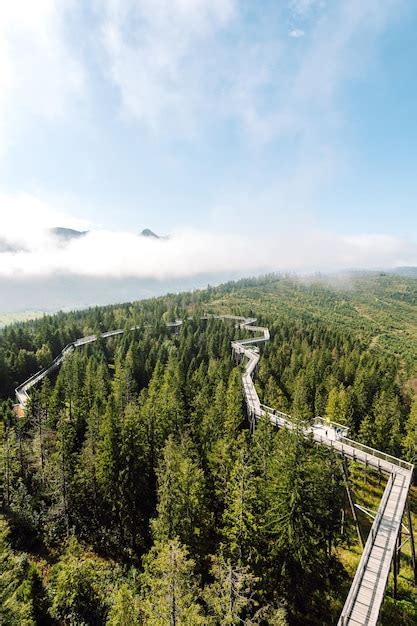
[15,314,415,625]
[230,316,414,626]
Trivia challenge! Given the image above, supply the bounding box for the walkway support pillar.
[393,533,398,599]
[398,524,402,575]
[407,499,417,585]
[341,458,364,549]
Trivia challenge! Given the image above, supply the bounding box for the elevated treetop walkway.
[230,315,415,626]
[15,315,415,625]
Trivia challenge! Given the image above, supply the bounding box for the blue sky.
[0,0,417,280]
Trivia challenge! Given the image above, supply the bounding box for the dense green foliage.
[0,273,416,624]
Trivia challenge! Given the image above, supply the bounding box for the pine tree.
[252,413,277,480]
[200,379,227,454]
[403,397,417,463]
[372,390,403,455]
[140,360,171,470]
[107,582,141,626]
[2,423,19,509]
[48,538,111,625]
[264,431,340,611]
[140,539,205,625]
[325,387,339,422]
[152,435,210,560]
[159,354,187,435]
[113,351,136,416]
[46,416,78,539]
[30,378,52,479]
[325,385,353,428]
[222,440,258,566]
[0,519,37,626]
[118,402,151,554]
[358,414,377,447]
[204,550,260,625]
[96,397,121,507]
[224,368,244,437]
[291,374,311,421]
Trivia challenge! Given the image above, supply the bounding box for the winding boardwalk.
[15,315,415,625]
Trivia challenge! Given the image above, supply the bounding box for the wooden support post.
[341,458,364,549]
[398,523,402,575]
[393,533,398,600]
[407,500,417,585]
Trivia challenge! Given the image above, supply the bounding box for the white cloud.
[97,0,236,132]
[0,0,404,148]
[0,193,90,250]
[0,195,415,280]
[96,0,285,137]
[255,0,403,142]
[92,0,403,144]
[290,0,325,17]
[289,29,305,38]
[0,0,85,153]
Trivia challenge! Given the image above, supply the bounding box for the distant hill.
[140,228,161,239]
[389,266,417,278]
[0,310,44,328]
[50,227,88,241]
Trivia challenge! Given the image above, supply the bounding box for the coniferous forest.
[1,274,416,625]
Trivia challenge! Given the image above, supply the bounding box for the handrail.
[339,437,414,472]
[314,415,350,434]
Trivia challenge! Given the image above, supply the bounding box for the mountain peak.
[50,227,88,241]
[140,228,160,238]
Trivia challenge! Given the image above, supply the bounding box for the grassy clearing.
[210,274,417,375]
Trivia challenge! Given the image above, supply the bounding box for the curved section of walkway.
[15,314,414,625]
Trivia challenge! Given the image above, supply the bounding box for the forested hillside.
[0,311,44,329]
[1,273,416,625]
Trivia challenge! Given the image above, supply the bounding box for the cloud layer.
[0,195,416,281]
[0,0,84,153]
[0,0,404,146]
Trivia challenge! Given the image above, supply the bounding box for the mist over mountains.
[389,266,417,278]
[50,227,88,242]
[0,223,245,312]
[1,212,417,315]
[2,266,416,316]
[0,222,233,311]
[0,272,243,314]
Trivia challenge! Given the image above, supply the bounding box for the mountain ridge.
[50,227,88,241]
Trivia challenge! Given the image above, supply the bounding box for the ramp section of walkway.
[339,470,412,625]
